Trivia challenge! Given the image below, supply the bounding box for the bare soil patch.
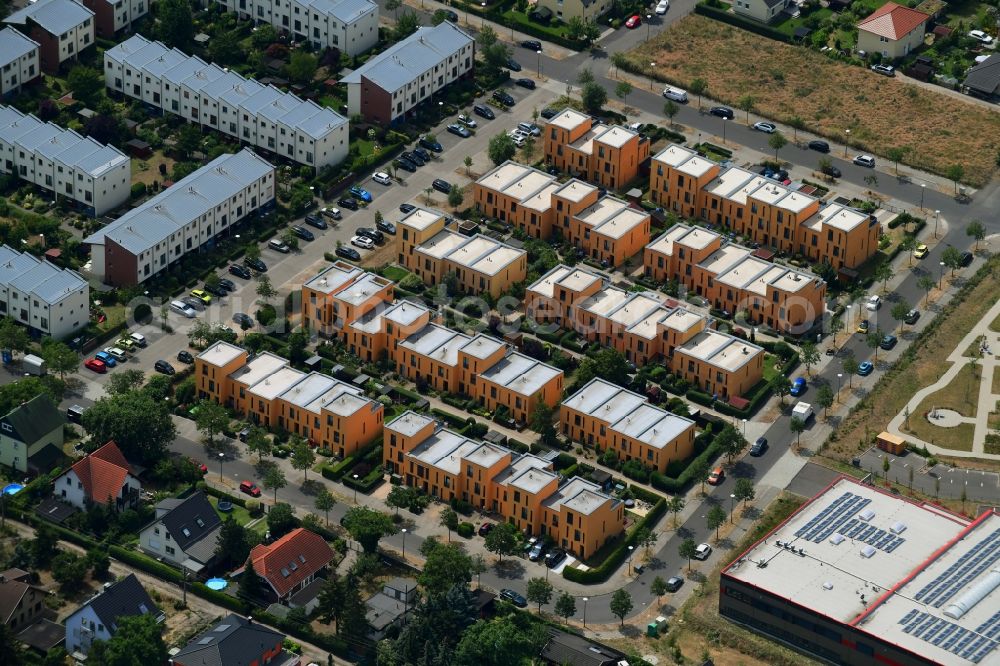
[627,15,1000,186]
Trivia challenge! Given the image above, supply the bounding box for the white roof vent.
[859,508,876,521]
[860,545,876,558]
[823,581,834,590]
[890,521,907,535]
[829,533,845,545]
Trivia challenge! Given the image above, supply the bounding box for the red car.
[188,458,208,474]
[84,358,107,373]
[239,480,262,497]
[625,14,641,28]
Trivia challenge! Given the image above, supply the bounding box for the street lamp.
[722,117,728,145]
[627,545,634,575]
[536,49,542,77]
[352,474,359,503]
[401,528,407,562]
[582,597,589,628]
[646,14,652,41]
[920,183,926,210]
[481,2,486,26]
[836,373,843,402]
[218,452,224,482]
[741,418,747,437]
[939,261,945,290]
[843,129,851,157]
[730,493,736,523]
[934,209,941,239]
[846,304,853,329]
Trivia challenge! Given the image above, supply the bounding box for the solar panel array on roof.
[901,610,999,663]
[915,529,1000,607]
[793,492,876,544]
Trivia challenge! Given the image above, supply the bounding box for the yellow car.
[115,338,136,353]
[857,319,869,334]
[190,289,212,305]
[913,243,929,259]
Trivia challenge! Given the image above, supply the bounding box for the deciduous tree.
[609,589,633,626]
[267,502,297,538]
[484,521,519,562]
[679,538,698,571]
[263,465,287,503]
[314,488,335,526]
[707,504,726,540]
[733,478,756,508]
[488,132,516,166]
[82,391,175,463]
[87,614,167,666]
[195,400,229,448]
[342,506,397,554]
[526,577,553,611]
[800,341,820,376]
[967,219,986,251]
[554,592,576,622]
[291,438,316,481]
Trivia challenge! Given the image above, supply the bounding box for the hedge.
[562,498,667,584]
[507,438,530,454]
[323,456,357,481]
[342,465,385,493]
[431,407,469,430]
[649,428,724,494]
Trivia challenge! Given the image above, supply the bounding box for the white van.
[662,86,688,103]
[170,300,196,318]
[129,332,147,347]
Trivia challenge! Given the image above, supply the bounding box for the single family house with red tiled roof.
[241,528,333,604]
[857,2,930,60]
[54,441,141,512]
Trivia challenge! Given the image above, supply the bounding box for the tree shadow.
[731,460,757,480]
[686,570,706,583]
[645,557,666,571]
[493,559,526,580]
[676,526,694,540]
[617,624,642,638]
[300,479,324,496]
[741,505,762,521]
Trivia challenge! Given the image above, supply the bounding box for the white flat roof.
[230,352,287,386]
[522,182,561,213]
[610,402,693,450]
[304,261,362,294]
[383,300,430,326]
[607,293,666,328]
[676,226,718,251]
[724,477,1000,665]
[400,324,469,366]
[646,224,693,257]
[416,230,469,260]
[595,125,638,149]
[528,265,573,298]
[659,307,703,333]
[562,378,646,423]
[653,144,698,168]
[626,307,670,340]
[677,330,762,372]
[544,477,611,516]
[197,341,245,367]
[336,273,391,306]
[400,207,445,231]
[706,166,757,198]
[819,203,871,232]
[479,351,561,397]
[698,245,752,277]
[386,411,435,438]
[547,108,590,131]
[460,334,505,360]
[553,179,598,204]
[246,366,304,400]
[579,286,629,318]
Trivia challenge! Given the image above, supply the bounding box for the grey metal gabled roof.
[85,149,274,253]
[72,574,160,633]
[4,0,93,36]
[341,22,473,92]
[304,0,377,23]
[0,27,37,67]
[172,614,284,666]
[0,244,87,305]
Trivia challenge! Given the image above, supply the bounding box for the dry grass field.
[627,16,1000,186]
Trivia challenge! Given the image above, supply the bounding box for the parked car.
[305,213,328,229]
[473,104,496,120]
[520,39,542,51]
[432,178,452,194]
[105,347,126,362]
[181,296,205,312]
[858,361,874,376]
[515,78,536,89]
[478,523,494,537]
[441,8,459,21]
[808,140,830,153]
[336,246,361,261]
[170,300,197,318]
[351,235,375,249]
[321,207,342,220]
[708,466,725,485]
[395,157,417,172]
[871,64,895,77]
[505,57,522,71]
[337,197,359,211]
[177,350,194,364]
[969,29,994,44]
[447,123,472,138]
[544,548,567,568]
[753,121,776,133]
[493,90,515,106]
[694,543,712,560]
[233,312,254,328]
[853,154,876,168]
[349,185,372,202]
[625,14,641,28]
[656,0,670,12]
[749,437,768,456]
[857,319,869,334]
[372,171,392,185]
[866,294,881,311]
[230,264,253,279]
[154,360,175,375]
[239,480,262,497]
[517,121,541,137]
[94,350,117,367]
[880,334,898,350]
[961,251,974,266]
[84,358,107,373]
[376,219,397,235]
[288,226,313,242]
[419,136,443,152]
[244,257,267,272]
[790,377,807,396]
[709,106,734,119]
[499,589,527,608]
[904,308,920,325]
[356,227,385,244]
[399,203,417,214]
[218,278,236,292]
[402,150,425,166]
[528,541,545,561]
[267,238,291,253]
[662,86,687,102]
[413,147,431,161]
[913,243,929,259]
[115,338,136,353]
[203,283,226,297]
[665,575,683,591]
[821,163,842,178]
[539,107,558,119]
[190,288,212,305]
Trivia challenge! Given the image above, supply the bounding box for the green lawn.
[208,495,254,526]
[763,354,781,383]
[771,7,834,37]
[381,265,412,282]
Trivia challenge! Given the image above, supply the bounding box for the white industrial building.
[0,245,90,339]
[0,27,40,97]
[216,0,379,56]
[0,105,130,216]
[84,149,276,286]
[104,34,348,171]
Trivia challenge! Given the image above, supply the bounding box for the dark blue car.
[790,377,806,396]
[349,186,372,202]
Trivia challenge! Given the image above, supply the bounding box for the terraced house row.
[384,411,624,559]
[650,144,880,271]
[302,261,564,424]
[105,35,348,171]
[194,340,383,457]
[561,378,697,473]
[542,108,650,190]
[217,0,379,56]
[527,264,764,400]
[473,162,651,266]
[396,206,527,298]
[645,223,827,334]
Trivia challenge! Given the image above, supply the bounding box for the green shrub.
[457,522,475,538]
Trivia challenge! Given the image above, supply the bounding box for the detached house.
[139,491,223,573]
[242,528,334,604]
[172,614,295,666]
[0,568,46,634]
[65,574,162,658]
[857,2,929,60]
[54,441,140,511]
[733,0,791,24]
[0,393,65,474]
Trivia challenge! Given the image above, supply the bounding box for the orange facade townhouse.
[645,223,827,334]
[395,206,527,298]
[560,378,697,473]
[194,341,383,457]
[384,411,624,559]
[302,261,393,339]
[543,108,650,190]
[650,144,880,270]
